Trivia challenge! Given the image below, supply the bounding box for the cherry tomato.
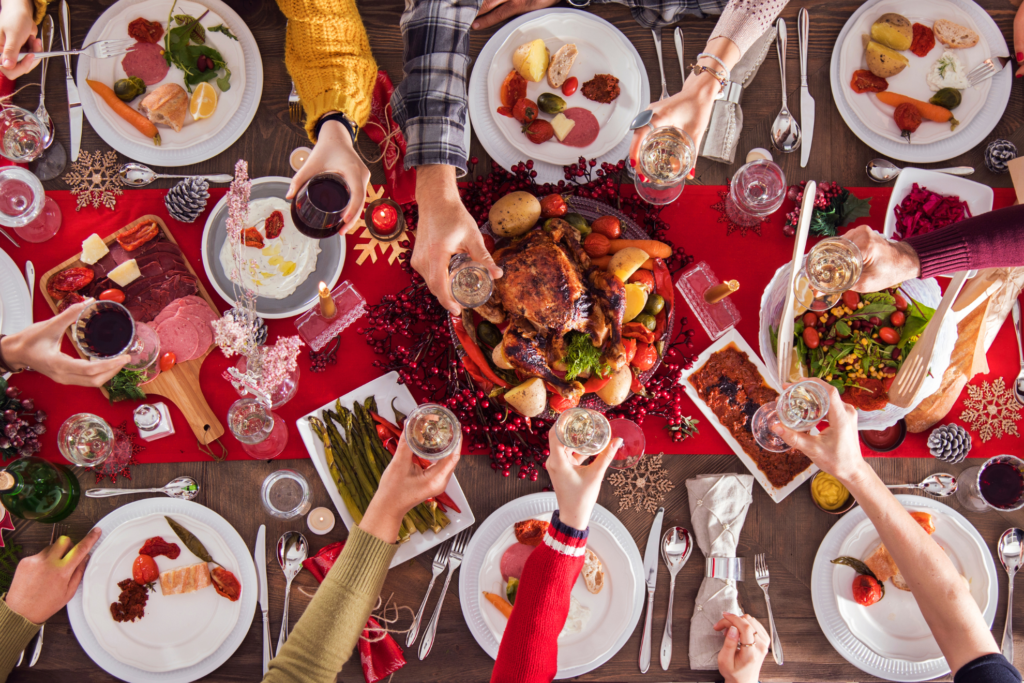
[878,327,900,344]
[590,216,621,239]
[99,288,125,303]
[132,555,159,585]
[622,338,637,365]
[894,103,922,141]
[889,311,906,327]
[852,574,882,606]
[561,77,578,96]
[894,293,909,311]
[842,291,860,308]
[849,69,888,94]
[539,194,568,218]
[522,119,555,144]
[632,342,657,371]
[802,312,819,328]
[802,327,820,349]
[512,98,538,124]
[159,352,177,372]
[628,270,655,292]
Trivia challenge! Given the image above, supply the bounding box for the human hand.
[6,527,101,624]
[846,225,921,293]
[472,0,559,30]
[361,433,461,543]
[628,75,718,178]
[413,165,502,315]
[1,300,128,386]
[0,0,39,79]
[545,428,622,531]
[714,612,770,683]
[286,118,370,236]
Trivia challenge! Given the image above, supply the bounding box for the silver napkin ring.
[706,556,744,581]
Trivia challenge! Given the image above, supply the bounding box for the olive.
[562,213,591,237]
[633,314,657,331]
[643,294,665,316]
[537,93,567,114]
[477,321,502,348]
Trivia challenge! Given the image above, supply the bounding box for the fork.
[418,529,472,660]
[651,28,668,100]
[288,82,303,126]
[406,540,452,647]
[19,38,136,60]
[19,524,68,667]
[967,56,1010,87]
[754,553,783,666]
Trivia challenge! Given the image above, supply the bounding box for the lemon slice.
[189,82,218,120]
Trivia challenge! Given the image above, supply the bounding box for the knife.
[673,28,684,93]
[255,524,272,676]
[776,182,816,385]
[639,507,664,673]
[24,261,34,322]
[58,0,81,162]
[798,8,814,168]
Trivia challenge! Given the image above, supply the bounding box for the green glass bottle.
[0,457,80,523]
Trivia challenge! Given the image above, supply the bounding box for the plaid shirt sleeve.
[391,0,730,173]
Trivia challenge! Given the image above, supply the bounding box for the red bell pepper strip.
[652,258,674,308]
[582,375,611,394]
[622,322,656,344]
[452,317,510,389]
[622,338,637,365]
[654,308,668,341]
[435,491,461,514]
[370,412,402,441]
[630,372,648,396]
[435,498,447,513]
[358,616,407,683]
[382,437,397,456]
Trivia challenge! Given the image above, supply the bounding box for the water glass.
[752,380,830,453]
[261,469,312,519]
[724,160,786,227]
[0,166,61,243]
[0,106,46,162]
[228,398,289,460]
[797,237,864,312]
[405,404,461,462]
[555,408,612,457]
[449,254,494,309]
[633,126,695,205]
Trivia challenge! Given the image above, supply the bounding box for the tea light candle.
[371,202,398,235]
[704,279,740,304]
[290,147,312,172]
[746,148,774,163]
[318,281,337,319]
[307,507,336,535]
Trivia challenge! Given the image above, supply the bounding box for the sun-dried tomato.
[514,519,550,547]
[50,267,95,292]
[242,227,265,249]
[500,70,527,108]
[910,23,935,58]
[843,378,888,411]
[128,17,163,43]
[56,292,85,312]
[849,69,888,94]
[496,106,514,118]
[117,220,160,251]
[46,279,67,301]
[138,536,181,560]
[894,103,922,142]
[264,211,284,239]
[211,567,241,602]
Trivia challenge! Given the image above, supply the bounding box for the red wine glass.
[956,455,1024,513]
[291,172,350,239]
[73,301,160,378]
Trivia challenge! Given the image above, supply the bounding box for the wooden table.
[9,1,1024,681]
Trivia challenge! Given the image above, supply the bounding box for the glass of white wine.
[448,254,494,309]
[752,380,830,453]
[796,237,863,312]
[405,403,461,462]
[633,126,695,205]
[555,408,612,456]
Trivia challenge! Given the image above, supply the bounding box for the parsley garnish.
[563,332,608,381]
[107,369,147,404]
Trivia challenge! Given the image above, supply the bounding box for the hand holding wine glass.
[546,426,622,532]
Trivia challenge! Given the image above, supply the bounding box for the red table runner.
[7,185,1022,468]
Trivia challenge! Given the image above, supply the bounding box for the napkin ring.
[706,556,744,581]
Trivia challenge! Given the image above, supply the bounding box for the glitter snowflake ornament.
[960,377,1022,442]
[63,150,123,211]
[94,422,145,484]
[608,453,676,514]
[352,184,411,266]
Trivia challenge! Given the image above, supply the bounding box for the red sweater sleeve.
[491,510,587,683]
[905,203,1024,278]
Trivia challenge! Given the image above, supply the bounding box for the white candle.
[307,507,336,535]
[290,147,313,172]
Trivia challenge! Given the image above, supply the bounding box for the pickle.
[537,93,567,114]
[928,87,961,110]
[477,321,502,348]
[643,294,665,316]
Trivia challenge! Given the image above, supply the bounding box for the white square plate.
[882,167,993,242]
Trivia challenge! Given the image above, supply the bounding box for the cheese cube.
[551,113,576,142]
[80,234,109,265]
[108,259,141,287]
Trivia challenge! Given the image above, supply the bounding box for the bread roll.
[139,83,189,132]
[933,19,979,49]
[581,548,604,594]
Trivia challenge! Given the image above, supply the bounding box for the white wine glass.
[752,380,830,453]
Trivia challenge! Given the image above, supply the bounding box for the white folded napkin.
[686,472,754,670]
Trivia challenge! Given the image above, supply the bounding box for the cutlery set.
[649,27,686,101]
[413,528,474,660]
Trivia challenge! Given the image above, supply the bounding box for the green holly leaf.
[840,192,873,227]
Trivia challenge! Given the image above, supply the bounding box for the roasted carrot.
[590,255,654,270]
[606,239,672,259]
[483,592,513,619]
[875,92,959,130]
[86,79,161,145]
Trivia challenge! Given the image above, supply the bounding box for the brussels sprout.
[634,314,657,331]
[113,77,147,102]
[562,212,591,236]
[929,87,961,110]
[643,294,665,316]
[477,321,502,348]
[537,93,567,114]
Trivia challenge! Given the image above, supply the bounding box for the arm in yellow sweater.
[275,0,377,143]
[0,597,40,683]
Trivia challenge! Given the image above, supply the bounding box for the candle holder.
[364,197,405,242]
[293,280,366,352]
[675,261,741,341]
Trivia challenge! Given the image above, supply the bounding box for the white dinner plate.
[79,0,263,167]
[811,495,997,681]
[295,371,475,568]
[460,492,643,679]
[0,247,31,336]
[881,167,993,241]
[69,498,257,683]
[829,0,1010,163]
[469,8,650,184]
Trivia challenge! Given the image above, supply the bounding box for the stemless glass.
[73,301,161,379]
[797,237,864,312]
[633,126,695,205]
[555,408,612,457]
[449,254,494,309]
[404,404,461,463]
[956,455,1024,513]
[0,106,46,162]
[228,398,289,460]
[752,380,830,453]
[291,172,350,239]
[724,160,786,228]
[261,469,312,519]
[0,166,62,243]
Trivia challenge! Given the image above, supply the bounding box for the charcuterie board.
[40,215,224,445]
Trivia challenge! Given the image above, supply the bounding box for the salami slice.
[560,107,600,148]
[156,317,198,364]
[121,41,170,86]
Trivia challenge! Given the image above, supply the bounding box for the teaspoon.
[277,531,308,654]
[999,528,1024,663]
[659,526,692,670]
[770,18,801,154]
[118,162,234,187]
[86,475,200,500]
[865,158,974,183]
[885,473,957,497]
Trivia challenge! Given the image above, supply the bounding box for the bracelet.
[314,112,358,144]
[0,335,24,375]
[696,52,731,82]
[690,64,729,93]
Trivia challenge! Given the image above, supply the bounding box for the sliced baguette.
[581,548,604,594]
[933,19,979,49]
[547,43,578,89]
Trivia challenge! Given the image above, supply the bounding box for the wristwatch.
[314,112,358,143]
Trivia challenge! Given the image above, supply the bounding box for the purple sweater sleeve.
[905,204,1024,278]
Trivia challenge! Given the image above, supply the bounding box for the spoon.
[770,18,801,154]
[999,528,1024,662]
[865,158,974,183]
[276,531,308,654]
[119,162,234,187]
[1012,300,1024,406]
[659,526,693,671]
[885,473,957,497]
[86,475,200,500]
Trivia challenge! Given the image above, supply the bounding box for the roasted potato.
[492,342,514,370]
[865,40,909,78]
[512,39,549,83]
[505,377,547,417]
[489,191,542,237]
[870,14,912,51]
[596,365,632,407]
[608,247,649,283]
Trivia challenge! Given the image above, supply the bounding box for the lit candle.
[318,281,337,319]
[289,147,312,172]
[704,279,740,304]
[371,202,398,235]
[307,507,336,535]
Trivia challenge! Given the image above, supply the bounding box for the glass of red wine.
[291,172,350,239]
[608,418,646,470]
[956,455,1024,513]
[73,301,161,379]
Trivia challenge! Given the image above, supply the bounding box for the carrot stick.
[875,92,959,130]
[483,592,513,619]
[590,255,654,270]
[86,80,161,145]
[606,239,672,259]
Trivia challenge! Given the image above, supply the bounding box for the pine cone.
[165,177,211,223]
[227,308,268,346]
[984,139,1017,174]
[927,424,972,464]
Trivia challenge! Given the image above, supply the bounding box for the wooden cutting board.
[40,214,224,445]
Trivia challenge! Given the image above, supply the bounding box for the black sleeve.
[955,654,1022,683]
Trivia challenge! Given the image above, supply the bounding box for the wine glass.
[0,166,62,243]
[0,106,46,163]
[73,301,160,379]
[633,126,695,205]
[291,172,351,239]
[752,380,830,453]
[555,408,612,456]
[608,418,645,469]
[228,398,289,460]
[956,455,1024,513]
[796,237,864,312]
[449,254,494,309]
[404,404,461,463]
[724,160,786,228]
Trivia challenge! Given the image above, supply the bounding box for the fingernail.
[1018,73,1022,79]
[472,21,479,29]
[1017,52,1022,61]
[727,626,739,640]
[629,158,637,168]
[637,173,647,183]
[687,169,695,179]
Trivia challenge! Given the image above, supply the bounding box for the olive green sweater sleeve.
[0,595,41,682]
[263,526,397,683]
